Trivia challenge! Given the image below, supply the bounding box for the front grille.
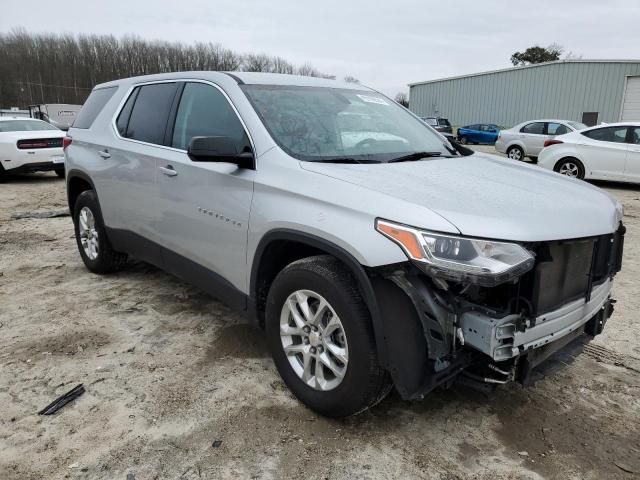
[16,138,63,149]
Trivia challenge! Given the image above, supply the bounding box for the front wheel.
[554,157,585,179]
[459,136,469,145]
[265,255,391,417]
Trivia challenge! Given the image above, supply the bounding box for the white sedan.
[0,118,66,178]
[538,122,640,183]
[495,119,586,161]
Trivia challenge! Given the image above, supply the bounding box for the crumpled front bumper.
[460,279,613,362]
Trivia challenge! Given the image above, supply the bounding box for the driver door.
[155,81,255,298]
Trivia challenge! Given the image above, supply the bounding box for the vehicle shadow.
[0,172,63,184]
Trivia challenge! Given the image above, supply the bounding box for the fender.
[65,168,98,212]
[250,229,390,367]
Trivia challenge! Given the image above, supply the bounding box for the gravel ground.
[1,153,639,479]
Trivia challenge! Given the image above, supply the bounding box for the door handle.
[98,149,111,159]
[159,165,178,177]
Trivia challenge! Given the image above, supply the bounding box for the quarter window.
[171,82,249,152]
[122,82,178,145]
[520,122,545,135]
[581,126,628,143]
[73,87,117,129]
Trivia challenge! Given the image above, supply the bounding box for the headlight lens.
[376,219,534,286]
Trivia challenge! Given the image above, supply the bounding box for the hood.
[301,152,621,242]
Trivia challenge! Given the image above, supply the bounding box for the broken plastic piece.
[38,384,85,415]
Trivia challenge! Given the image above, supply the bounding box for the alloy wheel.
[78,206,99,260]
[279,289,348,391]
[558,162,580,177]
[508,148,522,160]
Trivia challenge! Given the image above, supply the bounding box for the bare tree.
[0,30,338,107]
[394,92,409,108]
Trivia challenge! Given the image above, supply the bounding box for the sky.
[2,0,640,96]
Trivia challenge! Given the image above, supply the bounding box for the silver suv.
[65,72,624,417]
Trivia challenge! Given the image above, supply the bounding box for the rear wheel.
[554,157,585,179]
[507,145,524,161]
[73,190,127,273]
[266,255,391,417]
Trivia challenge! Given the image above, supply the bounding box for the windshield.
[438,118,451,126]
[242,85,450,162]
[568,121,587,131]
[0,119,59,132]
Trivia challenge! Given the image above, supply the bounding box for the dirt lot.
[1,152,640,479]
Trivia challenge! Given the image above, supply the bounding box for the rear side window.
[122,82,178,145]
[520,122,545,134]
[547,123,569,136]
[437,118,451,126]
[581,126,628,143]
[73,87,117,129]
[422,118,438,126]
[171,82,249,151]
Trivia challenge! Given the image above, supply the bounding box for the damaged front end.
[371,221,625,400]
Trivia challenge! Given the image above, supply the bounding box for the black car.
[421,116,453,134]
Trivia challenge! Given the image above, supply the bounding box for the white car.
[495,119,586,161]
[538,122,640,183]
[0,118,66,178]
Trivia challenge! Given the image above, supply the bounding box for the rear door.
[623,127,640,182]
[107,81,179,247]
[519,122,546,156]
[155,81,254,295]
[578,126,629,180]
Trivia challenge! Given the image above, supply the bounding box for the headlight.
[376,219,534,286]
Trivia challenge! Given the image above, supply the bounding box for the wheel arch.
[66,169,97,214]
[250,229,390,366]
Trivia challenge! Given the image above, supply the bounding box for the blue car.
[457,124,500,145]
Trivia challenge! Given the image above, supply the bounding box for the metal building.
[408,60,640,127]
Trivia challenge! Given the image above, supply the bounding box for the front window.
[242,85,450,161]
[0,119,59,132]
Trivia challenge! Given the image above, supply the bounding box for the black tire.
[266,255,391,417]
[507,145,525,161]
[55,168,65,178]
[73,190,127,274]
[459,136,468,145]
[554,157,585,179]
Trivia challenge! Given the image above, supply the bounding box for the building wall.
[408,61,640,127]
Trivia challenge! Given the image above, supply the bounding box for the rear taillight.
[17,138,64,149]
[63,136,72,150]
[544,139,563,148]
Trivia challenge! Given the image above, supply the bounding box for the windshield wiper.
[310,158,381,164]
[387,151,443,163]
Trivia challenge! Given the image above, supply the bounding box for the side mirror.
[187,136,255,169]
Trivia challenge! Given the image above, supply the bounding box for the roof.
[408,59,640,87]
[96,71,370,92]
